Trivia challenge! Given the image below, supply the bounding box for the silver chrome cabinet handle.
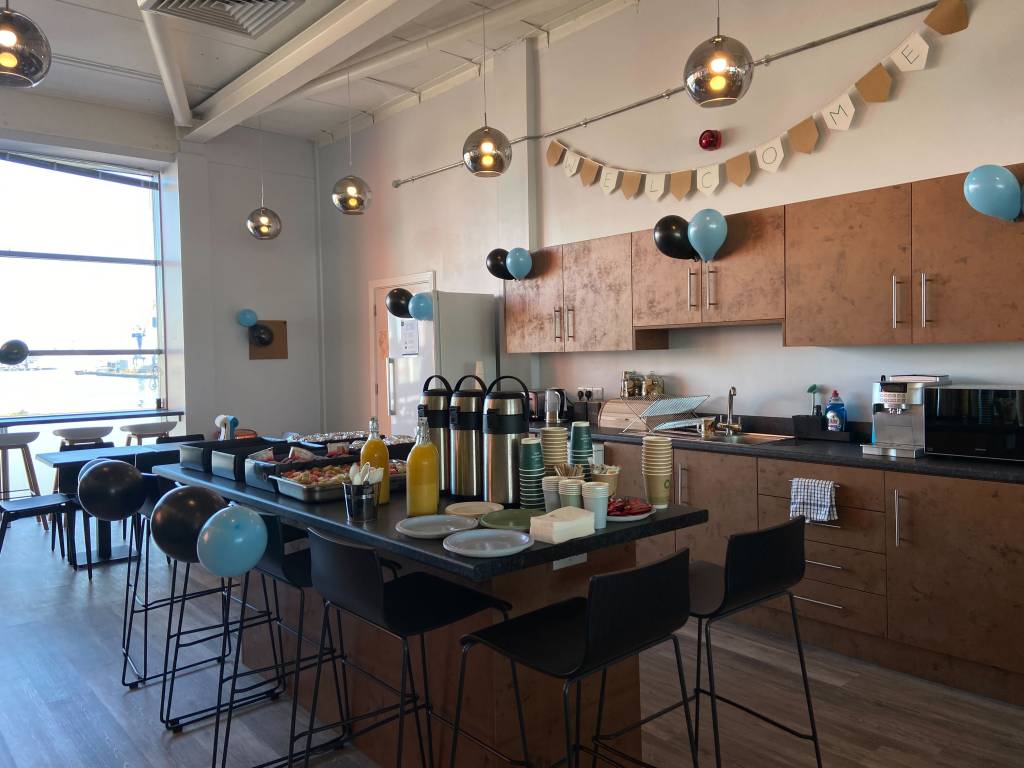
[893,488,901,547]
[676,464,688,504]
[891,274,903,329]
[920,272,931,327]
[554,307,562,341]
[706,268,718,308]
[806,559,844,571]
[794,595,844,611]
[687,270,696,310]
[567,307,575,340]
[809,522,842,530]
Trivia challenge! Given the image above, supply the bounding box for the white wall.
[169,128,324,437]
[321,0,1024,427]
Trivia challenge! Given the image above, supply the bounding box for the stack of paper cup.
[540,426,568,473]
[558,477,584,508]
[542,475,562,513]
[518,437,545,509]
[641,435,673,509]
[581,481,610,529]
[569,421,594,480]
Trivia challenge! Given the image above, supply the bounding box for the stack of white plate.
[540,426,568,472]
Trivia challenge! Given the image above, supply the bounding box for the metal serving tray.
[180,437,286,475]
[245,453,354,493]
[270,474,347,503]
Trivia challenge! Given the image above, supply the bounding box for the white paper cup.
[583,494,609,529]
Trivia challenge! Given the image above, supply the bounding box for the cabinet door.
[504,246,564,353]
[702,207,785,324]
[631,230,701,327]
[885,472,1024,674]
[562,234,633,352]
[785,185,912,346]
[602,441,675,566]
[675,450,757,566]
[912,165,1024,344]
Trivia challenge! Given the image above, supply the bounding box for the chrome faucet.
[720,386,742,435]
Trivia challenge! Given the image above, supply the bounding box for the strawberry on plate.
[607,497,653,517]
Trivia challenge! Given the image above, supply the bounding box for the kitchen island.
[154,464,708,767]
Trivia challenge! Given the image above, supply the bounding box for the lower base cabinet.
[674,450,757,565]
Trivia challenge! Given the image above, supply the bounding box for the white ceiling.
[12,0,613,140]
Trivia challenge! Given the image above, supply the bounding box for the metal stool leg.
[693,617,703,753]
[81,509,93,580]
[672,634,700,768]
[591,669,607,768]
[447,643,472,768]
[417,634,436,767]
[789,593,824,768]
[509,660,530,767]
[396,638,411,768]
[561,680,576,768]
[302,607,332,768]
[213,573,251,768]
[704,619,723,768]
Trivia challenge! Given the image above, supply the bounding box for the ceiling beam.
[184,0,445,143]
[140,9,194,128]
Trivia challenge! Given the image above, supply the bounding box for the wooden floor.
[1,520,1022,767]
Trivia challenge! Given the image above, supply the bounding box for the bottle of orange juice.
[406,416,439,516]
[360,416,390,504]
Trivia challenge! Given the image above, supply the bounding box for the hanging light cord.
[481,8,488,126]
[257,117,265,208]
[716,0,720,37]
[347,72,354,168]
[392,0,937,187]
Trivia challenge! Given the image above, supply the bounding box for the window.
[0,153,164,417]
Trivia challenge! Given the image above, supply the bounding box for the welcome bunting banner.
[545,3,966,200]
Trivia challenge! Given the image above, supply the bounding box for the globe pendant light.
[331,73,371,215]
[463,9,510,177]
[246,122,282,240]
[0,1,51,88]
[684,0,753,108]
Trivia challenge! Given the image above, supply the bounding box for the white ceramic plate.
[444,501,503,518]
[443,529,534,558]
[606,510,656,523]
[395,515,478,539]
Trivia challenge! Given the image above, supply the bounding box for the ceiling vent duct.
[138,0,305,39]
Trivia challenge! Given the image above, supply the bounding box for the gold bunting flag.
[856,64,893,102]
[580,158,602,186]
[726,153,752,187]
[620,171,643,199]
[787,117,819,154]
[546,140,567,166]
[924,0,968,34]
[669,170,692,200]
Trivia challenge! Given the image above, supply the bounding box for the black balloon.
[78,460,148,522]
[78,458,113,487]
[151,486,226,564]
[653,216,699,261]
[248,323,275,347]
[385,288,413,318]
[485,248,513,280]
[0,339,30,366]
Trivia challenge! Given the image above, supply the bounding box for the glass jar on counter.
[620,370,644,398]
[642,372,665,398]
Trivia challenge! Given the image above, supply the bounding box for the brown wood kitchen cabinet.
[504,245,564,353]
[785,184,912,346]
[674,449,758,565]
[911,164,1024,344]
[602,441,676,566]
[562,234,634,352]
[885,472,1024,674]
[631,229,701,327]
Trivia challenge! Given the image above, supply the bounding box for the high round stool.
[688,517,823,768]
[121,421,178,445]
[0,431,46,529]
[53,426,113,447]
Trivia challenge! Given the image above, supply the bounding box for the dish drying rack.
[599,394,709,435]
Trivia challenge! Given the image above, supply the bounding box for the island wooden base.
[244,542,647,767]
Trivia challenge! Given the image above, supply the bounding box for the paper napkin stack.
[530,506,595,544]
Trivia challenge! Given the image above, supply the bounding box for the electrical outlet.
[576,386,605,401]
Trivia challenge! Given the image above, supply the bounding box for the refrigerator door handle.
[386,357,397,416]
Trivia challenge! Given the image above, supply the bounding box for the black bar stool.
[688,516,823,768]
[448,548,698,768]
[304,530,512,768]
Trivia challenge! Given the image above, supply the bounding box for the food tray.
[180,437,284,475]
[270,474,347,503]
[246,453,355,492]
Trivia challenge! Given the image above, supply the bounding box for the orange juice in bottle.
[360,416,390,504]
[406,416,439,516]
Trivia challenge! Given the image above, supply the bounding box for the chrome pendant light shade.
[463,126,511,177]
[332,174,372,215]
[0,5,51,87]
[684,34,753,107]
[246,207,282,240]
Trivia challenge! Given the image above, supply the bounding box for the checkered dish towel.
[789,478,838,523]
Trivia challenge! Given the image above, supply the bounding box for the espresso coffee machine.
[862,375,950,458]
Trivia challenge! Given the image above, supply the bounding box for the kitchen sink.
[657,431,792,446]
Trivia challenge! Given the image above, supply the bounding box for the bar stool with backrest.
[121,420,178,445]
[52,426,113,496]
[448,548,699,768]
[0,431,46,528]
[304,530,512,768]
[688,516,822,768]
[55,441,115,576]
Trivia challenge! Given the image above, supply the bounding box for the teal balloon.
[506,247,533,280]
[688,209,728,262]
[963,165,1021,221]
[197,504,268,579]
[236,308,258,327]
[409,292,434,321]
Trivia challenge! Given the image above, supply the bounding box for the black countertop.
[588,428,1024,485]
[154,464,708,583]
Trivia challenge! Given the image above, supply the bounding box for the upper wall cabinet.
[786,185,912,346]
[912,165,1024,344]
[505,246,564,353]
[631,230,701,327]
[562,234,634,352]
[703,207,785,325]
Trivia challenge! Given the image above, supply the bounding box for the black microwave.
[924,386,1024,462]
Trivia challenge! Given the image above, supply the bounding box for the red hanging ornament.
[698,129,722,151]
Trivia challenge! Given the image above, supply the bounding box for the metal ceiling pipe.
[276,0,557,108]
[140,8,194,127]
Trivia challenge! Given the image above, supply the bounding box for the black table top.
[0,408,184,429]
[154,464,708,583]
[37,444,182,468]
